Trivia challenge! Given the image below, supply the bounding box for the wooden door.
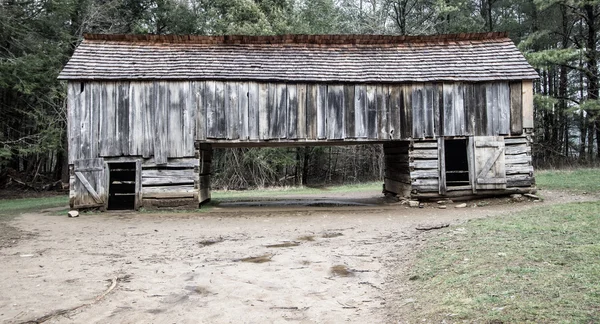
[470,136,506,191]
[71,158,107,209]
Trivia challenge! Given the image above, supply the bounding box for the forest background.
[1,0,599,190]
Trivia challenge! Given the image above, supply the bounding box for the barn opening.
[107,162,136,210]
[444,139,470,188]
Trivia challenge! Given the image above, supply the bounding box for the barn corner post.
[196,142,212,206]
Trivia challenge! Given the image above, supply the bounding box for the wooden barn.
[58,32,538,210]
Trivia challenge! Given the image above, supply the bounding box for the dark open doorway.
[108,162,136,210]
[444,139,470,187]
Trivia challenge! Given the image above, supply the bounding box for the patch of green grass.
[211,181,381,201]
[0,195,68,217]
[405,201,600,323]
[536,168,600,193]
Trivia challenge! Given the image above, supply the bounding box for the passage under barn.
[59,32,538,210]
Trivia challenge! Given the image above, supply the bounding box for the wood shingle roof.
[58,32,539,82]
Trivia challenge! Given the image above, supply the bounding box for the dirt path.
[0,189,596,324]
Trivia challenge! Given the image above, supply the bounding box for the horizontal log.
[410,169,439,179]
[505,154,531,165]
[410,160,439,169]
[411,185,439,193]
[142,158,199,168]
[410,149,438,159]
[412,141,438,149]
[412,178,439,186]
[142,169,196,186]
[507,179,535,187]
[446,185,473,191]
[506,165,533,175]
[504,137,528,145]
[505,145,531,155]
[143,185,195,196]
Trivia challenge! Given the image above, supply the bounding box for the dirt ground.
[0,189,596,324]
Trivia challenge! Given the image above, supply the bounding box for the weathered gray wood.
[410,160,438,169]
[184,81,197,156]
[467,136,476,193]
[453,83,465,135]
[166,82,186,157]
[117,82,130,156]
[410,149,438,159]
[384,178,411,197]
[474,83,487,136]
[389,85,401,139]
[438,137,446,195]
[195,81,206,141]
[276,83,288,139]
[327,85,344,139]
[423,84,435,137]
[142,158,199,168]
[377,85,389,139]
[135,159,142,210]
[434,83,443,136]
[504,137,528,145]
[504,154,531,164]
[287,84,298,139]
[239,82,249,140]
[248,82,260,140]
[401,85,412,139]
[463,83,475,136]
[344,84,355,138]
[225,82,239,140]
[215,81,227,138]
[473,136,506,190]
[412,141,437,148]
[412,178,439,186]
[317,84,327,139]
[411,169,439,179]
[354,85,367,138]
[258,82,269,140]
[267,83,280,139]
[72,158,106,208]
[505,145,531,155]
[205,81,219,139]
[506,165,533,175]
[497,82,510,135]
[142,169,196,186]
[154,82,169,164]
[128,83,145,156]
[296,84,306,139]
[412,85,424,138]
[67,83,81,163]
[306,84,318,139]
[98,82,116,156]
[366,85,377,139]
[510,82,523,135]
[143,185,196,199]
[522,81,534,129]
[442,83,454,136]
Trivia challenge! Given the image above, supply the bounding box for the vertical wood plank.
[142,82,156,158]
[67,83,81,163]
[463,83,476,136]
[327,85,344,139]
[306,84,318,140]
[287,83,298,139]
[389,85,401,139]
[167,82,183,157]
[276,83,288,139]
[412,84,424,138]
[424,84,435,137]
[248,82,260,140]
[135,159,141,210]
[438,138,446,195]
[522,80,534,129]
[366,85,377,139]
[117,82,129,156]
[296,84,307,139]
[184,81,196,156]
[238,82,249,140]
[474,83,488,136]
[453,82,465,135]
[434,83,443,137]
[215,81,226,138]
[154,82,169,164]
[344,84,355,138]
[267,83,277,139]
[377,85,389,139]
[258,83,269,140]
[226,82,239,140]
[195,81,206,141]
[354,85,367,138]
[443,83,454,136]
[205,81,218,139]
[510,81,523,135]
[485,83,497,135]
[129,82,144,155]
[317,84,327,139]
[401,85,412,139]
[497,82,510,135]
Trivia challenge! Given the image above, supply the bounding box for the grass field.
[0,195,68,217]
[403,168,600,323]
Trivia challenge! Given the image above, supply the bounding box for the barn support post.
[383,141,411,197]
[196,142,212,206]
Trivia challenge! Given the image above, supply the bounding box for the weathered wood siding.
[196,81,525,143]
[383,141,411,196]
[68,81,196,164]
